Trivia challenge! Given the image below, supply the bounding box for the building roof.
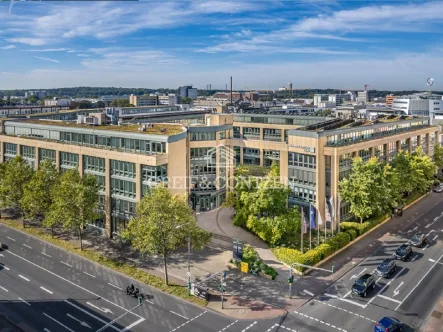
[13,119,185,136]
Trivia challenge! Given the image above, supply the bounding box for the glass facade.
[243,127,260,140]
[243,148,260,165]
[84,156,105,173]
[60,152,78,168]
[4,142,17,157]
[111,160,136,178]
[39,148,56,164]
[263,150,280,167]
[190,131,216,141]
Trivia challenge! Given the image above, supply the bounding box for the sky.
[1,0,443,91]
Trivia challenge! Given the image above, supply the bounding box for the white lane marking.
[43,329,51,332]
[313,299,377,323]
[303,289,314,296]
[41,252,51,258]
[23,244,32,249]
[425,223,431,229]
[350,268,367,280]
[425,230,436,237]
[83,271,96,278]
[0,286,8,292]
[18,274,30,282]
[66,313,92,329]
[294,311,347,332]
[396,252,443,311]
[433,235,438,241]
[323,293,367,308]
[169,311,207,332]
[241,321,257,332]
[66,300,119,331]
[393,281,404,297]
[343,290,351,298]
[5,250,144,321]
[43,313,75,332]
[411,254,419,262]
[18,298,31,306]
[108,282,123,290]
[121,317,145,332]
[7,236,15,242]
[377,294,401,304]
[0,264,10,271]
[170,311,189,320]
[408,226,418,233]
[40,286,53,295]
[422,244,429,251]
[217,320,238,332]
[60,261,72,267]
[367,267,404,305]
[86,301,114,314]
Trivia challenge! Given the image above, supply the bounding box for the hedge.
[345,229,358,241]
[327,232,351,252]
[0,219,207,306]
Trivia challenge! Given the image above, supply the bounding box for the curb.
[286,192,429,276]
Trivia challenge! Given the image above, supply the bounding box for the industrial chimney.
[230,76,233,104]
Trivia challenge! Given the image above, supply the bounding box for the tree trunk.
[79,226,83,251]
[163,253,169,285]
[51,226,54,239]
[360,216,363,224]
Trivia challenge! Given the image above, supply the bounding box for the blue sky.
[1,0,443,91]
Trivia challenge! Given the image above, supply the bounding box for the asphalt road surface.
[1,193,443,332]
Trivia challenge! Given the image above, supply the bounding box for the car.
[393,244,412,261]
[408,233,426,247]
[434,185,443,193]
[374,317,403,332]
[352,273,376,297]
[376,259,397,278]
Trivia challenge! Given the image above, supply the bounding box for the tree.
[21,160,58,227]
[180,97,192,104]
[27,95,39,104]
[391,151,414,194]
[433,143,443,170]
[408,147,436,193]
[339,157,380,223]
[0,157,34,226]
[123,185,211,285]
[95,101,106,108]
[46,170,99,248]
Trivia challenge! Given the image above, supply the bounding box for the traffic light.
[138,296,143,306]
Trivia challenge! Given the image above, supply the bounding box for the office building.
[158,95,178,105]
[328,94,351,106]
[177,86,198,100]
[99,95,129,104]
[313,94,329,106]
[0,108,437,237]
[25,91,47,99]
[44,98,71,107]
[386,95,397,107]
[357,90,374,103]
[129,94,159,107]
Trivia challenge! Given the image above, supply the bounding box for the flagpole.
[309,219,312,250]
[317,213,320,245]
[300,206,303,253]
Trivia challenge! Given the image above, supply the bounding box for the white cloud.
[0,45,16,50]
[34,56,59,63]
[7,38,47,46]
[25,48,70,52]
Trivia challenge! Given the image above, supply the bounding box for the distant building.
[391,94,443,119]
[99,95,129,104]
[357,90,374,103]
[25,91,47,99]
[158,94,178,105]
[129,94,159,107]
[346,91,357,101]
[213,92,242,101]
[318,101,336,108]
[313,94,328,106]
[177,86,198,100]
[386,95,397,107]
[328,93,351,106]
[44,98,71,107]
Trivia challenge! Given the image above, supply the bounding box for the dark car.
[394,244,412,261]
[376,259,397,278]
[374,317,403,332]
[352,274,376,297]
[408,233,426,248]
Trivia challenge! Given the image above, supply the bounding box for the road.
[0,193,443,332]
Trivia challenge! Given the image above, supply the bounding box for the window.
[243,127,260,139]
[111,178,136,198]
[4,143,17,156]
[263,128,282,141]
[20,145,35,159]
[141,165,167,182]
[84,155,105,173]
[243,148,260,156]
[60,152,78,167]
[39,148,56,164]
[288,152,316,169]
[190,131,216,141]
[111,160,136,178]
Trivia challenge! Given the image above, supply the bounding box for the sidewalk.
[421,297,443,332]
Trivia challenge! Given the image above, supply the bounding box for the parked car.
[376,259,397,278]
[374,317,403,332]
[408,233,426,248]
[352,274,376,297]
[434,185,443,193]
[393,244,412,261]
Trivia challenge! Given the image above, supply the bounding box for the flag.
[309,204,316,229]
[318,208,323,225]
[325,197,332,222]
[301,207,307,234]
[329,195,335,220]
[337,195,342,224]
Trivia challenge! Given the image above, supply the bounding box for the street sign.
[240,262,249,273]
[223,272,227,279]
[232,239,244,261]
[187,272,191,277]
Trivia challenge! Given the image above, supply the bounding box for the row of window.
[111,178,136,199]
[288,152,316,169]
[288,168,316,187]
[84,156,105,173]
[111,160,136,178]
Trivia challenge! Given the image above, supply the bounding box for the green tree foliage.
[21,160,59,225]
[46,170,99,249]
[180,97,192,104]
[110,99,134,107]
[0,157,34,226]
[27,95,39,104]
[123,185,211,285]
[408,147,436,193]
[433,143,443,169]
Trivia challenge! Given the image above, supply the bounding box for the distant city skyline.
[1,1,443,90]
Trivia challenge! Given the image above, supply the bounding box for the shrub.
[272,247,303,266]
[327,232,351,252]
[346,229,357,241]
[314,243,333,259]
[242,245,259,265]
[340,221,372,236]
[263,265,278,280]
